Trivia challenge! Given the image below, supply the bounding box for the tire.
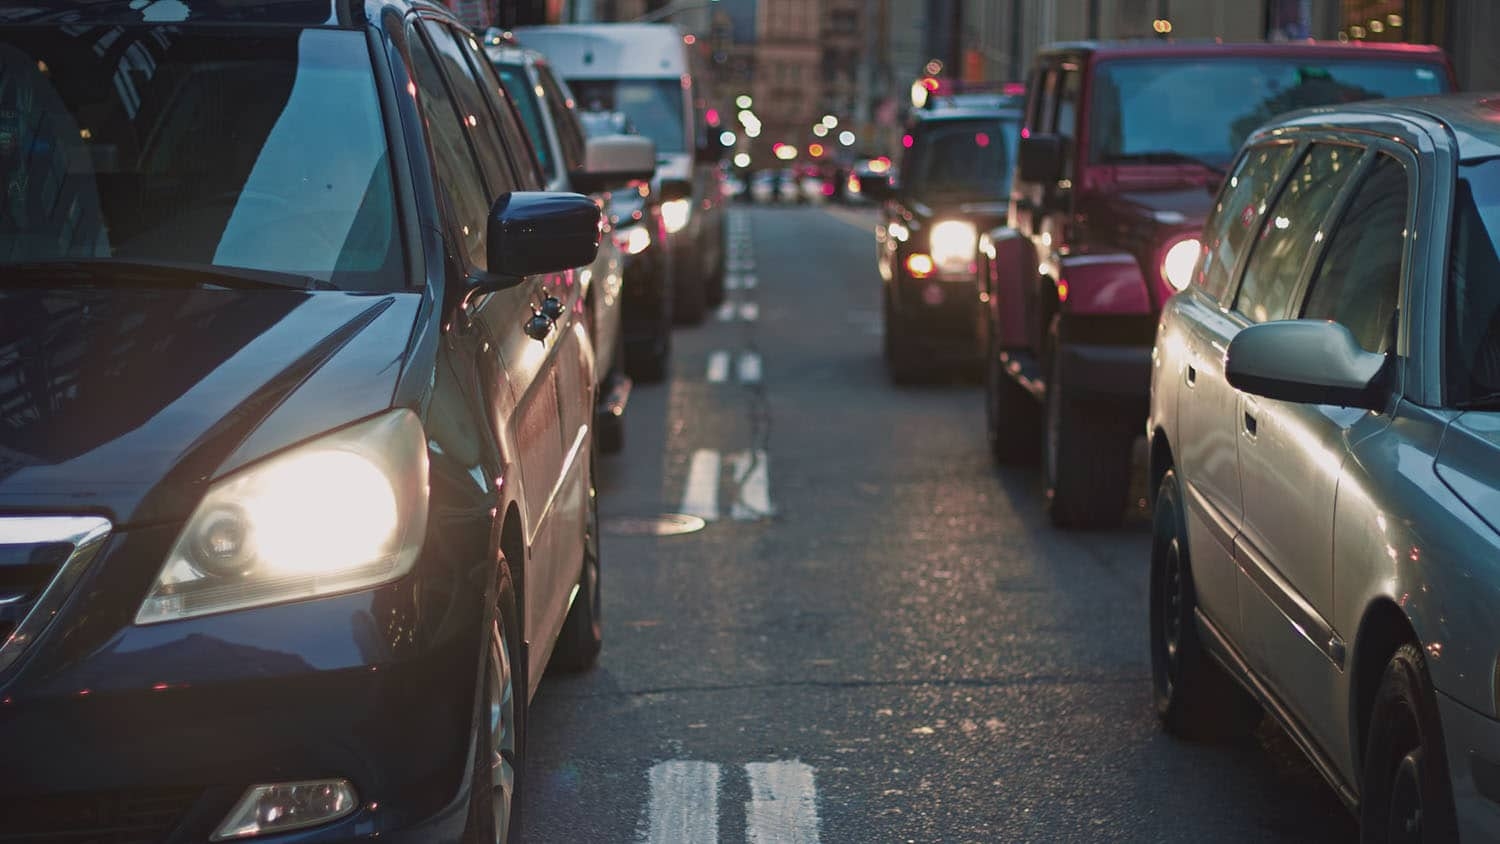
[985,328,1040,466]
[466,563,525,843]
[883,289,923,385]
[1043,339,1134,529]
[673,260,707,326]
[550,463,602,672]
[625,317,672,384]
[704,237,726,309]
[1149,469,1261,743]
[1359,644,1459,844]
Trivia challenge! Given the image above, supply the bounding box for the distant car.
[750,170,777,204]
[1148,94,1500,844]
[0,2,605,841]
[487,39,660,444]
[861,103,1022,382]
[980,40,1455,528]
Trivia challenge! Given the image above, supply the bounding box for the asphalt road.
[520,203,1358,843]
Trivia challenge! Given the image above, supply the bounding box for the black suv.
[0,1,622,841]
[862,101,1023,382]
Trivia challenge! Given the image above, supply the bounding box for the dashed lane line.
[645,761,721,844]
[680,449,721,522]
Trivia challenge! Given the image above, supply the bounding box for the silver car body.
[1148,96,1500,839]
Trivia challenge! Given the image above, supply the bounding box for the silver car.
[1147,94,1500,841]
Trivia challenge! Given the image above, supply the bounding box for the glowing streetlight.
[821,114,838,129]
[735,94,753,109]
[774,144,798,161]
[812,124,829,138]
[838,130,855,147]
[733,152,751,168]
[719,130,736,147]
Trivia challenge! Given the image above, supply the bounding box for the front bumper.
[888,269,980,360]
[0,522,486,843]
[1438,691,1500,842]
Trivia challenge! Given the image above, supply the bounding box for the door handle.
[539,296,565,321]
[1186,364,1197,386]
[523,312,554,342]
[1243,411,1258,437]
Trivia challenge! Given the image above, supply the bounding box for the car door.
[1237,149,1411,753]
[1174,141,1297,641]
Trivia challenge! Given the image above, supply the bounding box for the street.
[521,205,1358,843]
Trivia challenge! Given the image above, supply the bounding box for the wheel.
[466,564,525,843]
[704,237,726,308]
[1043,339,1133,529]
[1150,468,1261,742]
[673,260,707,326]
[1359,644,1459,844]
[883,289,923,384]
[596,411,625,455]
[550,463,602,671]
[985,328,1040,465]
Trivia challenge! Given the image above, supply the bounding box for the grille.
[0,516,111,676]
[0,787,199,842]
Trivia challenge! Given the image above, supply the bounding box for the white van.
[513,23,727,324]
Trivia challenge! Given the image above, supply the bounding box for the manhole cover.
[602,513,706,537]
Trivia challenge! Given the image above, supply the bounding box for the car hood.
[907,197,1009,231]
[1093,185,1217,229]
[1435,412,1500,535]
[0,288,420,526]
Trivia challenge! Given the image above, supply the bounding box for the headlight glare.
[136,409,429,624]
[616,225,652,255]
[661,198,691,234]
[1161,236,1201,292]
[929,220,978,272]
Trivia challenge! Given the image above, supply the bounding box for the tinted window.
[567,79,685,153]
[408,26,490,271]
[496,64,556,179]
[1234,143,1359,323]
[537,68,585,173]
[458,38,544,190]
[903,118,1019,203]
[0,28,401,290]
[1090,58,1445,168]
[1056,67,1081,180]
[422,22,516,198]
[1197,143,1296,300]
[1302,155,1407,354]
[1447,159,1500,400]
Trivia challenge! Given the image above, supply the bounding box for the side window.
[536,68,585,175]
[1023,66,1044,130]
[1055,66,1080,179]
[1301,154,1408,354]
[495,64,556,182]
[1197,142,1296,301]
[407,25,490,271]
[454,35,546,190]
[1035,67,1060,136]
[1233,143,1359,323]
[421,21,516,197]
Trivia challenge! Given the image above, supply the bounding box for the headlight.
[929,220,978,273]
[661,198,691,234]
[136,409,429,624]
[1161,236,1201,292]
[614,225,651,256]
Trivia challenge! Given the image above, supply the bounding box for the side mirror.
[482,192,600,287]
[659,177,692,202]
[856,173,892,200]
[573,135,657,194]
[1225,320,1388,410]
[1018,134,1063,184]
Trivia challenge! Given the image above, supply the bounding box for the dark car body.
[867,105,1022,381]
[0,1,601,841]
[979,40,1455,527]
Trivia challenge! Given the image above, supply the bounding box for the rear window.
[900,118,1019,203]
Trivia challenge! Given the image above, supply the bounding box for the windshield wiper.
[0,260,335,291]
[1105,150,1226,176]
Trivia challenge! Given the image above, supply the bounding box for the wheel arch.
[1149,428,1174,504]
[1349,596,1421,774]
[499,501,525,630]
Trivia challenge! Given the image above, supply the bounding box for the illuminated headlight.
[929,220,978,274]
[661,198,692,234]
[136,409,429,624]
[212,779,358,840]
[1160,236,1201,292]
[615,225,651,256]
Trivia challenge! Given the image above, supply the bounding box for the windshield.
[0,28,402,291]
[1447,158,1500,404]
[495,63,556,178]
[901,118,1018,203]
[1089,57,1447,168]
[565,78,685,154]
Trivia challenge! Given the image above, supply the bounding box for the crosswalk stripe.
[715,302,736,322]
[726,274,743,291]
[746,761,819,844]
[646,761,721,844]
[706,351,730,383]
[729,449,773,521]
[736,351,761,384]
[680,450,721,521]
[742,274,758,290]
[739,302,759,322]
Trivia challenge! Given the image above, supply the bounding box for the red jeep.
[981,40,1453,528]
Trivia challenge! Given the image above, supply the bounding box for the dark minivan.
[0,1,615,841]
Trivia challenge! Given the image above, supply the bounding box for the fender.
[1051,252,1152,317]
[980,226,1037,348]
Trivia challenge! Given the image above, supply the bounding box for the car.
[486,38,664,435]
[0,2,610,841]
[860,102,1022,382]
[1147,93,1500,843]
[513,23,729,323]
[980,40,1455,528]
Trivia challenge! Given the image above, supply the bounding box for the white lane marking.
[739,302,759,322]
[730,262,755,273]
[646,761,721,844]
[737,351,762,384]
[680,450,721,521]
[742,274,758,290]
[729,449,773,521]
[745,761,819,843]
[726,274,743,291]
[706,351,730,383]
[715,301,737,322]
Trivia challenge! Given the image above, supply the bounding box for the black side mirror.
[1018,134,1063,184]
[479,192,600,289]
[856,173,892,200]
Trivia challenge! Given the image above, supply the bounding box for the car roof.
[1039,39,1449,62]
[1266,94,1500,162]
[0,0,454,27]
